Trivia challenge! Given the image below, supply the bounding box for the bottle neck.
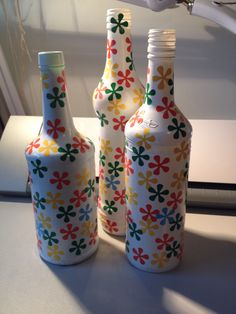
[40,66,75,139]
[145,57,175,105]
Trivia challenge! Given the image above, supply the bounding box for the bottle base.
[126,253,181,273]
[39,240,99,266]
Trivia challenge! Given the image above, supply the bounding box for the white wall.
[1,0,236,119]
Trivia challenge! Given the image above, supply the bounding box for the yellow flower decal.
[46,192,64,209]
[133,88,144,106]
[173,141,190,161]
[126,186,138,205]
[171,170,185,189]
[76,168,91,187]
[100,139,113,155]
[139,218,159,236]
[99,178,108,195]
[135,128,155,150]
[38,139,58,156]
[80,221,94,236]
[41,73,49,89]
[138,170,158,189]
[104,59,118,79]
[151,252,168,267]
[47,245,64,261]
[38,213,52,229]
[153,65,172,90]
[107,99,126,115]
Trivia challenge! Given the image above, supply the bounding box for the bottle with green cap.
[25,51,98,265]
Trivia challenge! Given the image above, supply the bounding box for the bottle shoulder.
[125,103,192,147]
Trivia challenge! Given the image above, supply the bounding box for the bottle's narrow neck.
[40,66,75,139]
[145,58,175,105]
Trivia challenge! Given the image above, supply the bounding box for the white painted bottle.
[125,30,192,272]
[93,9,144,236]
[25,51,98,265]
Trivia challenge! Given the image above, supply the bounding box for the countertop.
[0,196,236,314]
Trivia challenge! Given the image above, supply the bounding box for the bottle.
[93,8,145,236]
[124,30,192,272]
[25,51,98,265]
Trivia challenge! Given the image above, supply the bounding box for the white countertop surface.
[0,197,236,314]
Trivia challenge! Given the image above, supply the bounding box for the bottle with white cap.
[93,8,144,236]
[125,30,192,272]
[25,51,98,265]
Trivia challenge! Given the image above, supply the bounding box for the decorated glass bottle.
[25,51,98,265]
[93,8,144,236]
[124,30,192,272]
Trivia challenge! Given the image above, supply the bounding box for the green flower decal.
[43,230,59,246]
[99,151,106,166]
[129,222,143,241]
[148,184,169,202]
[69,239,87,255]
[144,83,156,105]
[166,241,180,258]
[96,110,109,127]
[56,205,76,222]
[58,144,79,162]
[132,146,150,166]
[103,200,118,215]
[168,118,186,139]
[31,159,47,178]
[184,162,189,178]
[84,179,95,197]
[125,240,130,253]
[108,161,124,177]
[105,82,123,101]
[46,87,66,108]
[33,192,46,210]
[126,52,134,71]
[170,213,183,231]
[110,13,128,34]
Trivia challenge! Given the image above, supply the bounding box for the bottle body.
[25,52,98,265]
[93,9,144,235]
[125,30,192,272]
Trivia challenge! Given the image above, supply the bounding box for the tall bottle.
[25,51,98,265]
[93,8,145,236]
[125,30,192,272]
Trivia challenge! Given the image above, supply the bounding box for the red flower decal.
[26,138,40,154]
[57,70,66,92]
[89,231,98,245]
[126,37,132,52]
[133,248,149,265]
[99,167,105,180]
[139,204,159,222]
[112,115,128,132]
[50,171,70,190]
[125,157,134,176]
[72,136,90,153]
[156,97,177,119]
[60,223,79,240]
[155,233,174,250]
[149,155,170,175]
[46,119,65,139]
[117,69,134,88]
[114,147,125,163]
[107,39,117,58]
[167,191,183,210]
[129,110,144,127]
[114,189,126,205]
[70,190,87,207]
[126,209,133,224]
[105,220,119,233]
[94,82,106,100]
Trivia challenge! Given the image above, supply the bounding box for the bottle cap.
[38,51,65,67]
[106,8,131,30]
[148,29,176,58]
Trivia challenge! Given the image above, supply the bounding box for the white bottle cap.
[38,51,65,67]
[148,29,176,58]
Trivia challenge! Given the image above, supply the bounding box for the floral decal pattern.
[25,66,98,265]
[125,60,192,272]
[93,10,145,235]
